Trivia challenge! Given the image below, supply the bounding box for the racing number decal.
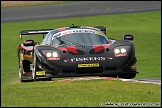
[78,63,99,68]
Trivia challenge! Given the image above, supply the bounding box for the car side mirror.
[123,34,134,41]
[23,40,35,46]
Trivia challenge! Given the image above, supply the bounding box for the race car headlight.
[114,49,120,54]
[42,50,59,57]
[52,51,59,57]
[46,52,52,57]
[121,48,126,53]
[114,46,129,54]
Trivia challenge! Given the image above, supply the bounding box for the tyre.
[32,53,52,81]
[118,73,136,79]
[32,53,37,81]
[40,78,52,81]
[19,54,33,82]
[99,74,117,78]
[18,55,24,82]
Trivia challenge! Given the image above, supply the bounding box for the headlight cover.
[121,48,127,53]
[46,52,52,57]
[114,46,129,57]
[114,49,120,54]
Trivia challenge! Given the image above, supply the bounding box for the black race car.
[17,24,138,82]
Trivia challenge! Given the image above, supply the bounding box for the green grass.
[1,11,161,107]
[1,80,161,107]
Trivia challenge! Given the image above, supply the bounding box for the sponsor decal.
[72,29,95,34]
[47,57,60,60]
[19,45,33,51]
[78,63,99,68]
[62,30,72,35]
[64,56,112,63]
[24,41,33,44]
[58,27,66,32]
[71,56,106,62]
[36,71,45,75]
[115,53,128,57]
[52,29,97,40]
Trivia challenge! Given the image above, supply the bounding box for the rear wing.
[19,25,107,39]
[19,29,54,39]
[95,26,106,35]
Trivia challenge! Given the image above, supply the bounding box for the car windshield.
[51,29,109,47]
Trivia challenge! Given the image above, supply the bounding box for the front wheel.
[32,53,52,81]
[99,74,117,78]
[19,53,33,82]
[18,59,24,82]
[40,78,52,81]
[32,53,37,81]
[18,54,26,82]
[118,73,136,79]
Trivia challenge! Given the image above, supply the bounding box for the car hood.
[57,44,110,55]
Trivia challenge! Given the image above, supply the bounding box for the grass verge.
[1,79,161,107]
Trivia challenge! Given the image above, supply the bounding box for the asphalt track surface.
[1,1,161,84]
[1,1,161,22]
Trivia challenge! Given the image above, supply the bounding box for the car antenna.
[72,24,74,27]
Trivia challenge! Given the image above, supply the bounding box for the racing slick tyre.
[32,53,37,81]
[40,78,52,81]
[32,53,52,81]
[99,74,117,78]
[18,54,24,82]
[18,53,33,82]
[118,73,136,79]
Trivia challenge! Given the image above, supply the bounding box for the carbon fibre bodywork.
[17,25,138,82]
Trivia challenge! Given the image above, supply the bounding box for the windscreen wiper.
[56,37,85,47]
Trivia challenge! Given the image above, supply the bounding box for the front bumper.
[36,61,138,78]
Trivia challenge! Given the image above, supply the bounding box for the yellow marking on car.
[36,71,45,75]
[24,54,33,58]
[20,53,24,60]
[78,63,99,68]
[96,31,104,36]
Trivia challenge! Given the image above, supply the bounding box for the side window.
[42,32,52,45]
[42,33,49,44]
[46,33,52,45]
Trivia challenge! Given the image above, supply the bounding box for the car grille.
[105,67,117,70]
[76,67,103,74]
